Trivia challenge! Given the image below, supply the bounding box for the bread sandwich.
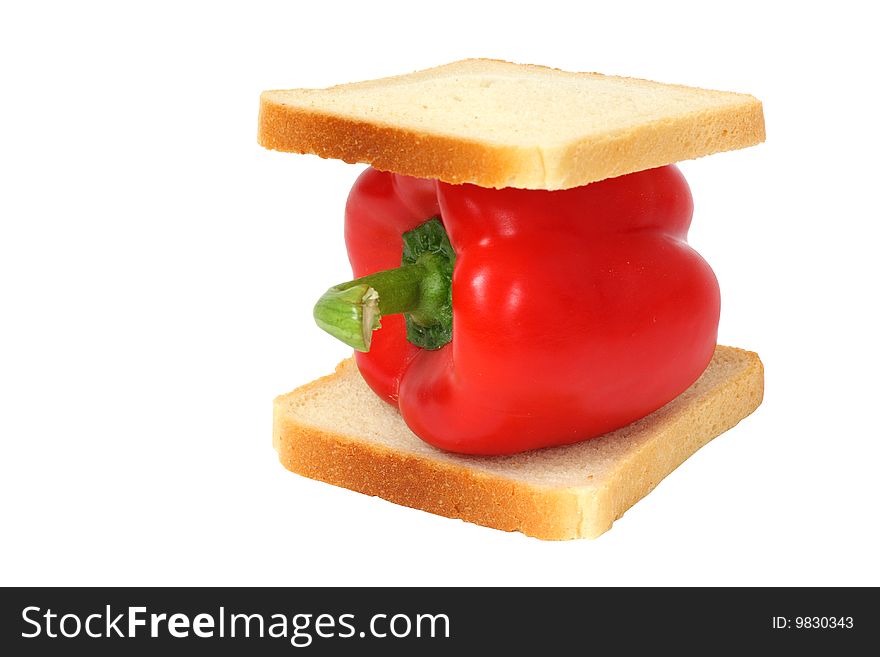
[259,59,765,539]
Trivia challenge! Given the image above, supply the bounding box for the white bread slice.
[259,59,764,190]
[273,346,763,539]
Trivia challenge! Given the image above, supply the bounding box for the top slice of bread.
[259,59,765,189]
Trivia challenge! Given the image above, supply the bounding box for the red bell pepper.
[313,165,720,455]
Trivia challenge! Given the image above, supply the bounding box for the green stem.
[313,253,449,352]
[314,218,456,352]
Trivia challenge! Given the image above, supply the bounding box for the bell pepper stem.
[313,255,446,352]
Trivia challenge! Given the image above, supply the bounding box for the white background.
[2,1,878,586]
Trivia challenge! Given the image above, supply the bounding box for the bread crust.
[258,100,530,187]
[273,346,764,539]
[258,59,765,189]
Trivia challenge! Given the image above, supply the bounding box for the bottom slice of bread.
[273,345,763,540]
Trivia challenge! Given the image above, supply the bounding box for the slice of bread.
[259,59,764,190]
[273,346,763,540]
